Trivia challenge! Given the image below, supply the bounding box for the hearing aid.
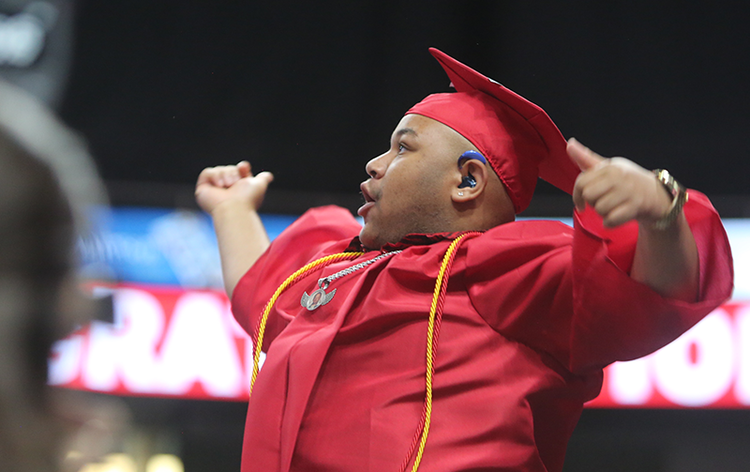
[457,150,485,189]
[457,150,487,167]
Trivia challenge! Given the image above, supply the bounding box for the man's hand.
[568,138,672,228]
[195,161,274,215]
[567,138,698,301]
[194,161,274,297]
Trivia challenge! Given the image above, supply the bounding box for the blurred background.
[3,0,749,471]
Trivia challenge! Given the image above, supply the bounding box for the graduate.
[195,49,733,472]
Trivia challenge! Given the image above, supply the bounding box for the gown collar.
[346,231,476,253]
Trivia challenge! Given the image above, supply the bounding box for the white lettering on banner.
[156,293,243,397]
[84,288,166,392]
[600,306,748,408]
[653,309,735,406]
[49,284,254,400]
[608,357,652,405]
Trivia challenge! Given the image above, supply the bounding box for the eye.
[397,143,407,153]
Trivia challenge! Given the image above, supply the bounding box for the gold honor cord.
[249,251,363,396]
[248,232,481,471]
[403,232,480,472]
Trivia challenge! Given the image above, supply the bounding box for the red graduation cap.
[407,48,580,214]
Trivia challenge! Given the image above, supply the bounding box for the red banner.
[51,283,750,408]
[50,283,255,400]
[589,302,750,408]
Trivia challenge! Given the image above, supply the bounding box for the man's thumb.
[567,138,604,172]
[255,171,274,186]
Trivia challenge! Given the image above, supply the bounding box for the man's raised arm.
[567,138,699,302]
[195,161,274,298]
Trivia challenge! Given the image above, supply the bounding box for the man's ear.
[452,158,489,203]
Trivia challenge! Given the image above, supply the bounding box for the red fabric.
[406,49,581,213]
[232,194,732,472]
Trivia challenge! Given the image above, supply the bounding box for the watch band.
[651,169,688,230]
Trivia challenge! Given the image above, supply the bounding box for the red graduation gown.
[231,191,732,472]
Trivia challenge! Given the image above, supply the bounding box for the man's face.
[358,114,471,249]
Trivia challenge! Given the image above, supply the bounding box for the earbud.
[457,150,483,190]
[459,173,477,188]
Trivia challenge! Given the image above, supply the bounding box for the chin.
[359,226,384,250]
[358,227,376,250]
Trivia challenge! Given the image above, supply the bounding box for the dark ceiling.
[58,1,750,207]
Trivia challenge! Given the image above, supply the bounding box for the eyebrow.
[394,128,418,138]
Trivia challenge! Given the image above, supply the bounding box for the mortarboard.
[407,48,580,214]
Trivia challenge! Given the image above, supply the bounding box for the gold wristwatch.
[651,169,688,230]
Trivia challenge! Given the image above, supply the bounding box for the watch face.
[650,169,688,230]
[655,169,683,198]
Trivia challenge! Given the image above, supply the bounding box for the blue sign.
[78,207,299,289]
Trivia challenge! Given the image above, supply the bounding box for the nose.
[365,151,389,179]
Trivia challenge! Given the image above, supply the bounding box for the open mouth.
[358,183,377,217]
[360,183,375,203]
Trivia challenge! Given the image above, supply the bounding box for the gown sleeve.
[230,206,361,349]
[465,190,733,375]
[567,189,733,373]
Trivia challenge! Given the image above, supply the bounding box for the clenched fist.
[195,161,274,214]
